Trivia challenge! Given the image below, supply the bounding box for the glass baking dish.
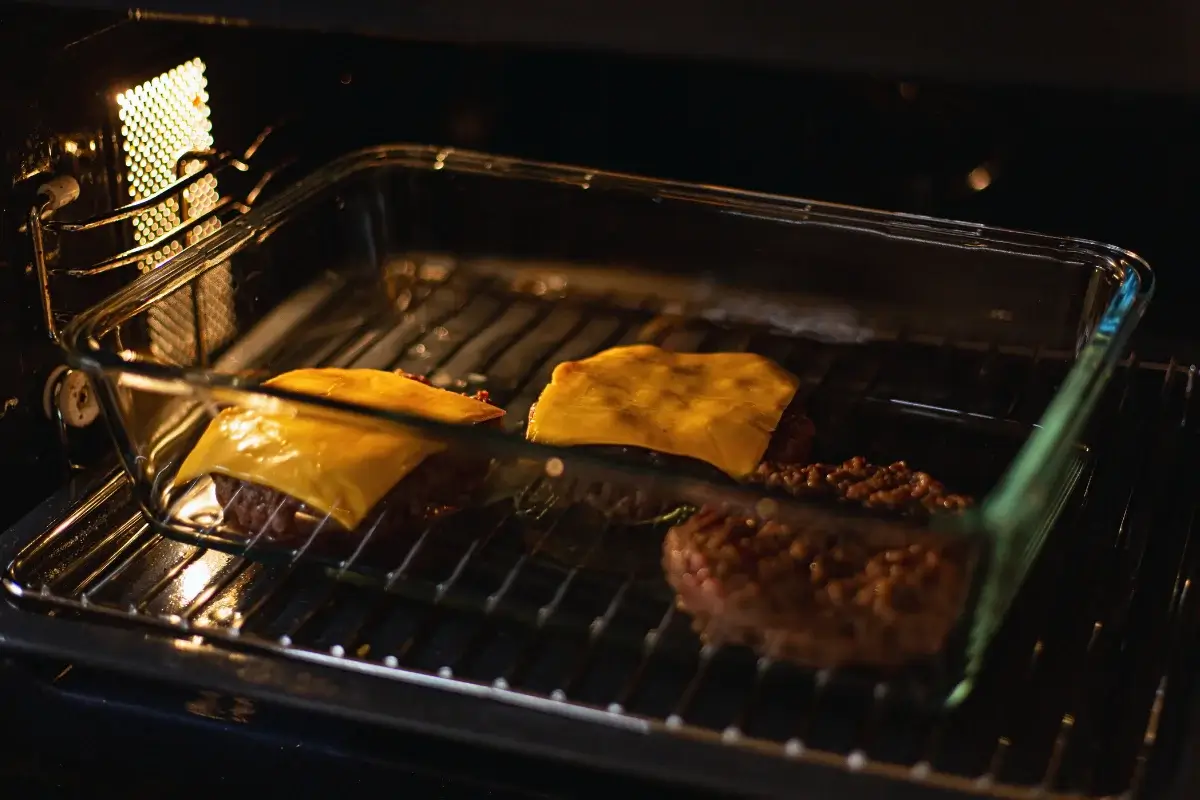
[62,145,1152,705]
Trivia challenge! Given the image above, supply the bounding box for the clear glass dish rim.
[60,143,1156,543]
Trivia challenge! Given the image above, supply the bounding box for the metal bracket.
[25,121,289,343]
[29,176,81,342]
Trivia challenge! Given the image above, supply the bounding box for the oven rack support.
[26,121,290,345]
[27,121,295,460]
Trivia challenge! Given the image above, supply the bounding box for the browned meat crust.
[209,374,497,545]
[662,464,974,668]
[750,457,973,518]
[761,395,817,465]
[663,508,972,668]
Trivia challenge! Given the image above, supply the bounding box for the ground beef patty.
[211,375,497,546]
[663,462,974,668]
[524,395,815,524]
[750,457,973,518]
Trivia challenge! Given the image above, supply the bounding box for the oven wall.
[2,3,1197,529]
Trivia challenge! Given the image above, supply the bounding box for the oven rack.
[146,269,1043,593]
[5,270,1198,799]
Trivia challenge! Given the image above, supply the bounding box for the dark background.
[24,0,1200,93]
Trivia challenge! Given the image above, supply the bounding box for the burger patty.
[209,376,497,545]
[750,457,974,518]
[760,396,818,465]
[525,395,816,524]
[663,462,974,668]
[663,508,972,668]
[212,447,492,545]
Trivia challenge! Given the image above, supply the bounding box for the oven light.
[116,58,214,249]
[114,58,236,365]
[967,164,993,192]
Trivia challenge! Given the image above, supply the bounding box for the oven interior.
[2,5,1200,799]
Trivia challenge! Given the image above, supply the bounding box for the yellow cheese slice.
[176,368,505,531]
[526,345,799,479]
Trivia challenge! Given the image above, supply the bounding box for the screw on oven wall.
[43,366,100,428]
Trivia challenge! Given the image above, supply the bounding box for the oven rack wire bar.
[7,269,1197,800]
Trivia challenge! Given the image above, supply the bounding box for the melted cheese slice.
[176,368,505,531]
[526,345,799,479]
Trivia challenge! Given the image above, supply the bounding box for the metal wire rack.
[6,268,1197,799]
[153,268,1050,573]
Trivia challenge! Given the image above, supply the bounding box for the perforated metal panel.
[116,58,236,365]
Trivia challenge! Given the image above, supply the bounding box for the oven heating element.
[116,58,236,365]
